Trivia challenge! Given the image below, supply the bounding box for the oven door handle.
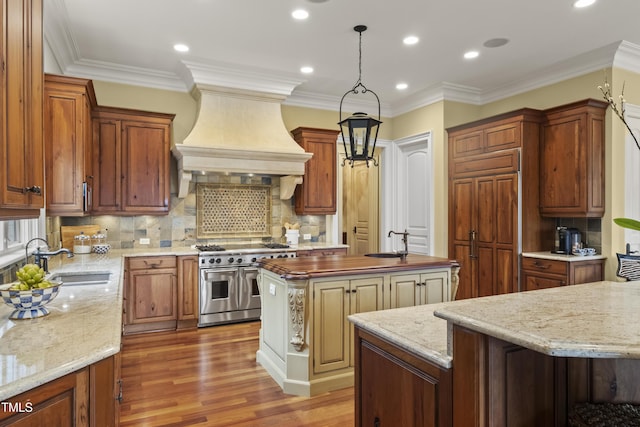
[201,268,238,274]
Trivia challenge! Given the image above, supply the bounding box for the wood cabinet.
[521,256,604,291]
[0,353,121,426]
[540,99,607,217]
[92,107,174,215]
[448,110,554,300]
[312,276,384,373]
[44,74,97,216]
[124,256,177,334]
[0,0,44,218]
[388,270,450,308]
[177,255,198,330]
[354,327,452,427]
[291,127,340,215]
[89,353,121,427]
[296,247,348,257]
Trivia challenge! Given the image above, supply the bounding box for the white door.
[397,134,432,254]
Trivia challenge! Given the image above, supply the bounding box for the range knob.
[236,258,243,263]
[228,257,235,263]
[215,258,221,264]
[277,254,284,258]
[251,257,258,263]
[208,258,215,264]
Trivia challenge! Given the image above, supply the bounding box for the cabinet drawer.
[521,257,567,275]
[523,274,566,291]
[128,256,177,270]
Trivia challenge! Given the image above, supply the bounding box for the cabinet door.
[569,260,604,285]
[0,0,44,214]
[421,271,450,304]
[93,118,122,213]
[177,255,198,327]
[449,178,475,300]
[129,268,177,324]
[44,86,88,215]
[389,273,421,308]
[121,120,170,213]
[292,127,340,215]
[90,353,121,427]
[522,272,566,291]
[313,280,350,374]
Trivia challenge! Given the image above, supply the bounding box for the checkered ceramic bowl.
[0,282,62,320]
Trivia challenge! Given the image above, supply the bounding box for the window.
[0,218,40,267]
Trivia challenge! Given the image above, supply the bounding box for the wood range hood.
[172,61,313,199]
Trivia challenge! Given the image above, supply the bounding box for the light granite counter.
[434,280,640,359]
[522,251,607,262]
[348,303,451,368]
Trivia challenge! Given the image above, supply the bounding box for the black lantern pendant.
[338,25,382,167]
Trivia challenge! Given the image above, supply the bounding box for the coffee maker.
[553,227,582,254]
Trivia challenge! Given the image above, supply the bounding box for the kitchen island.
[256,254,459,396]
[350,280,640,426]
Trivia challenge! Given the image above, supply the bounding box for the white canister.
[285,230,300,246]
[73,232,92,254]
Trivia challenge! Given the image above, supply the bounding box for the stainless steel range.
[196,243,296,327]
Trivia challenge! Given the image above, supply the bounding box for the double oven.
[196,244,296,327]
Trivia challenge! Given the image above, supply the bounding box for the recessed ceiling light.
[574,0,596,8]
[300,66,314,74]
[396,83,408,90]
[483,38,509,48]
[403,36,419,45]
[173,44,189,53]
[464,50,479,59]
[292,9,309,20]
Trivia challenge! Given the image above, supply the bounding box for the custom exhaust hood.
[172,61,313,199]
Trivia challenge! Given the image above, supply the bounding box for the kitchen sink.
[364,252,405,258]
[48,271,112,286]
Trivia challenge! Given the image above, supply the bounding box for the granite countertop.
[349,303,451,369]
[0,252,124,401]
[435,281,640,359]
[522,251,607,262]
[258,254,459,280]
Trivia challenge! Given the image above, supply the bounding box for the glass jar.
[73,232,92,254]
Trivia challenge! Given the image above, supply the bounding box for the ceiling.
[44,0,640,117]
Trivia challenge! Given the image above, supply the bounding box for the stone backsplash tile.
[52,175,327,249]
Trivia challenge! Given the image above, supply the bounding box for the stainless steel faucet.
[25,238,74,273]
[387,230,409,258]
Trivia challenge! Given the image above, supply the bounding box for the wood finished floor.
[119,321,355,427]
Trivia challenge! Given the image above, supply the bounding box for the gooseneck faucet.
[25,238,74,273]
[388,230,409,258]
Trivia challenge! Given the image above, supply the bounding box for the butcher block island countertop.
[256,253,459,397]
[257,253,459,279]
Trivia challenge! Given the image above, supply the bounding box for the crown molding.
[284,90,394,118]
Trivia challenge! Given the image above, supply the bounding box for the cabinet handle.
[144,260,162,268]
[24,185,42,195]
[374,417,380,427]
[116,379,123,403]
[151,302,155,312]
[469,230,477,259]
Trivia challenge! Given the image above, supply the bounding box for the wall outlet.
[139,238,150,245]
[303,233,311,241]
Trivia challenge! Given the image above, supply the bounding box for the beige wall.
[90,69,640,278]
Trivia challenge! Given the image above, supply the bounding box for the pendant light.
[338,25,382,167]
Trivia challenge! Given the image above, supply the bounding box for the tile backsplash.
[48,174,327,250]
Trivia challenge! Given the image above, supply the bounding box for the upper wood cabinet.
[540,99,607,217]
[44,74,97,216]
[92,107,174,215]
[291,127,340,215]
[0,0,44,218]
[450,118,521,159]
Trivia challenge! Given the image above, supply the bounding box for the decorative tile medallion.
[196,183,271,238]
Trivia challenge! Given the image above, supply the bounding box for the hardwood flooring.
[119,321,355,426]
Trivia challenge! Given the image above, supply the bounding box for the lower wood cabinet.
[388,270,450,309]
[0,353,121,427]
[521,256,604,291]
[312,276,384,374]
[354,327,452,427]
[123,255,199,334]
